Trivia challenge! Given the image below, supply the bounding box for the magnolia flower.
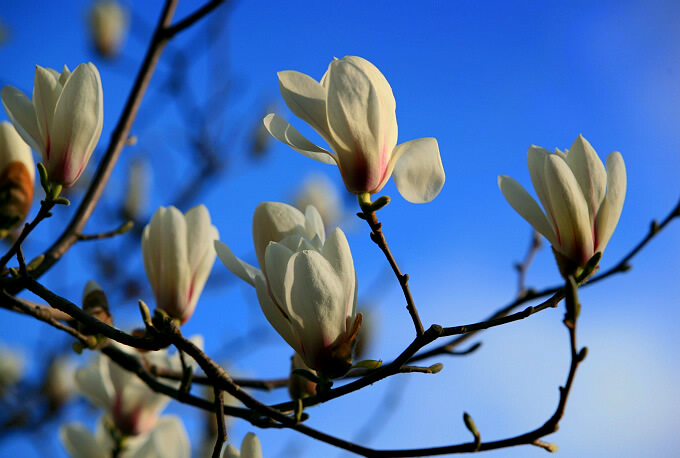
[88,0,129,58]
[222,433,262,458]
[0,121,34,237]
[123,158,150,220]
[42,355,77,411]
[1,62,103,187]
[60,415,190,458]
[499,135,626,274]
[0,344,24,394]
[74,338,201,436]
[215,202,360,378]
[142,205,218,324]
[294,173,342,229]
[264,56,445,203]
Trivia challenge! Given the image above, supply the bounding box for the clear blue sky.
[0,1,678,457]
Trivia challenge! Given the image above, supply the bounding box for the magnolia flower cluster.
[0,121,34,237]
[142,205,218,324]
[215,202,360,378]
[265,56,445,203]
[60,340,198,457]
[499,135,626,275]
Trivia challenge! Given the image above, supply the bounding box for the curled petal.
[263,114,337,164]
[391,138,445,203]
[277,70,332,142]
[1,86,44,153]
[498,175,556,246]
[214,240,260,287]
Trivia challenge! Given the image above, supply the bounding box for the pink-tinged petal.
[595,151,626,252]
[32,66,61,149]
[498,175,557,246]
[527,146,555,223]
[133,416,191,458]
[1,86,44,153]
[183,205,218,318]
[50,63,103,186]
[264,113,337,164]
[564,135,606,222]
[214,240,260,287]
[277,70,332,142]
[391,138,445,203]
[544,155,593,264]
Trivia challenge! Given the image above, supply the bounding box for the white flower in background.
[123,158,150,220]
[42,355,77,411]
[74,338,202,436]
[294,173,342,229]
[142,205,218,324]
[1,62,103,187]
[88,0,129,58]
[60,414,190,458]
[499,135,626,274]
[221,433,262,458]
[0,344,24,394]
[215,202,360,378]
[0,121,34,237]
[264,55,445,203]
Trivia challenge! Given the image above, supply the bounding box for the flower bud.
[81,280,113,327]
[0,121,34,237]
[122,158,150,221]
[142,205,218,324]
[42,355,76,412]
[222,433,262,458]
[265,56,445,203]
[0,344,24,395]
[294,173,342,229]
[88,0,129,58]
[499,135,626,277]
[1,62,104,187]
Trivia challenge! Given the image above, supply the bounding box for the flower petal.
[564,135,606,222]
[214,240,260,287]
[1,85,44,153]
[130,416,190,458]
[527,146,555,223]
[391,138,445,203]
[544,155,593,264]
[595,151,626,252]
[252,201,309,272]
[263,113,337,164]
[240,432,263,458]
[33,65,61,150]
[264,241,295,309]
[73,354,114,409]
[254,274,299,353]
[304,204,325,243]
[59,421,111,458]
[183,205,218,314]
[498,175,557,246]
[277,70,332,142]
[322,228,356,321]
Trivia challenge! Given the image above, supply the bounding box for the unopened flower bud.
[122,158,150,221]
[79,280,113,345]
[0,121,34,238]
[0,344,24,395]
[41,356,76,412]
[88,0,129,58]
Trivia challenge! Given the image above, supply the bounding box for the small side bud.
[428,363,444,374]
[78,280,113,347]
[288,353,317,400]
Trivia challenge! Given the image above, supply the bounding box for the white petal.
[304,204,325,242]
[277,70,332,141]
[74,354,114,409]
[240,432,263,458]
[252,201,308,272]
[59,421,111,458]
[32,66,61,150]
[498,175,557,246]
[127,416,190,458]
[564,135,606,222]
[214,240,260,287]
[391,138,445,203]
[544,155,593,264]
[527,146,555,223]
[221,445,240,458]
[50,62,103,186]
[263,113,337,164]
[264,242,295,309]
[323,228,357,320]
[595,151,626,252]
[1,85,44,153]
[184,205,218,314]
[0,121,35,181]
[254,274,299,354]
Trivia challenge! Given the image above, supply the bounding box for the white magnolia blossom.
[142,205,218,324]
[88,0,129,58]
[1,62,103,187]
[294,173,342,229]
[0,121,34,237]
[74,338,202,436]
[215,202,360,377]
[221,433,262,458]
[60,415,190,458]
[499,135,626,270]
[264,55,445,203]
[42,355,77,410]
[0,344,24,394]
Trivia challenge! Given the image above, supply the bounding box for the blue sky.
[0,1,679,457]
